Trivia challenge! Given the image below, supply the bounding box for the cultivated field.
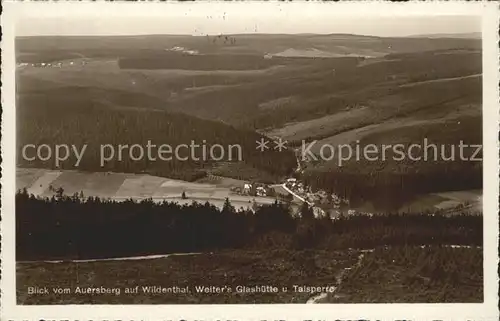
[16,168,277,210]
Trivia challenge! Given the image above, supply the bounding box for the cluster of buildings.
[285,177,304,192]
[284,177,357,219]
[285,178,315,203]
[243,183,268,197]
[230,183,269,197]
[285,177,350,208]
[229,177,361,219]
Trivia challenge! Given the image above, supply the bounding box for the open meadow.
[16,168,277,210]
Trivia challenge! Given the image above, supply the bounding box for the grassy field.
[16,168,276,210]
[20,166,478,216]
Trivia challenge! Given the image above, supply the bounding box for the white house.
[256,186,267,197]
[313,207,326,218]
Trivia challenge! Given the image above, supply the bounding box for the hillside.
[17,246,482,304]
[17,35,481,131]
[17,47,481,131]
[17,84,296,182]
[16,190,483,304]
[16,34,482,210]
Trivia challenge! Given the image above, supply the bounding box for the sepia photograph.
[1,1,499,320]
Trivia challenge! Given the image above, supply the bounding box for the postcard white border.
[1,1,499,320]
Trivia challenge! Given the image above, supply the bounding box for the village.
[282,177,356,218]
[229,182,275,198]
[229,176,356,219]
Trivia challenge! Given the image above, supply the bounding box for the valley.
[14,32,484,305]
[16,34,482,212]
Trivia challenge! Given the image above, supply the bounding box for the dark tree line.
[16,189,482,261]
[119,53,277,71]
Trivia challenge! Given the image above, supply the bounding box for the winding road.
[306,250,373,304]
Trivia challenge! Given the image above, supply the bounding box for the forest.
[16,189,482,261]
[119,52,278,71]
[301,113,483,211]
[17,99,296,183]
[303,163,482,211]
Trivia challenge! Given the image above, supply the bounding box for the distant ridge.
[17,33,383,39]
[407,32,481,39]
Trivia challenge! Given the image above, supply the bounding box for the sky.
[14,4,481,38]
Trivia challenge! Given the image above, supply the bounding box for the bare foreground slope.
[17,247,482,304]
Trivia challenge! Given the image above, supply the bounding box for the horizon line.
[16,31,481,39]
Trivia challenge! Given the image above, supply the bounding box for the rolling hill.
[13,32,485,307]
[16,79,297,182]
[16,34,482,211]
